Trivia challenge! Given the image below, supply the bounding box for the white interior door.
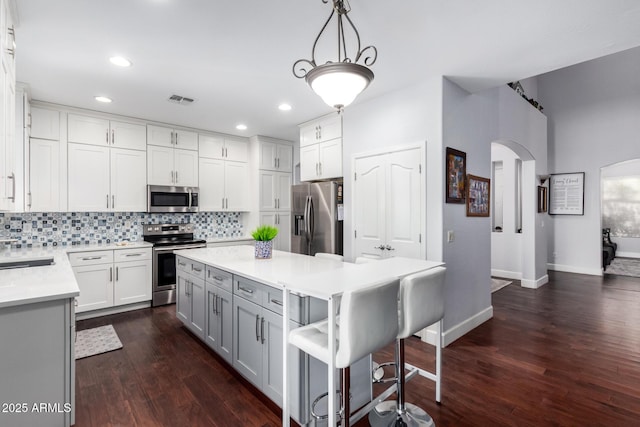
[354,154,386,260]
[386,149,422,258]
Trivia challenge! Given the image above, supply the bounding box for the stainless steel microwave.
[147,185,199,213]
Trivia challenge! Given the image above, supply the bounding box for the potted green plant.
[251,225,278,259]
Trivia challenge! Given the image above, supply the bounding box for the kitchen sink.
[0,257,55,270]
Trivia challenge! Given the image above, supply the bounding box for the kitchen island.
[0,247,80,427]
[174,245,445,426]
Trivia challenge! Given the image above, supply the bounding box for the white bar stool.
[315,252,345,262]
[289,278,400,427]
[369,266,446,427]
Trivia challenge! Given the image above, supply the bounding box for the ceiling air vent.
[168,94,195,105]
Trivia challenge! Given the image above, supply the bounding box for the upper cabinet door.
[300,144,319,182]
[68,143,110,211]
[224,137,249,163]
[174,149,198,186]
[318,139,342,179]
[111,148,146,212]
[147,125,174,148]
[316,115,341,143]
[199,134,225,160]
[199,157,225,211]
[276,144,293,173]
[147,145,175,186]
[175,129,198,151]
[225,161,249,211]
[110,121,146,151]
[30,107,60,141]
[259,141,277,170]
[29,138,60,212]
[68,114,110,146]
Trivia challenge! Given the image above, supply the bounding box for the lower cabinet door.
[74,264,114,313]
[217,287,233,364]
[176,273,190,324]
[232,296,263,387]
[114,260,151,306]
[205,283,219,350]
[189,276,205,338]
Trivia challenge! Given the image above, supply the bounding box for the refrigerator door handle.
[304,195,310,242]
[309,196,315,242]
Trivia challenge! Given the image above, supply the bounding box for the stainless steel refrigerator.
[291,181,344,256]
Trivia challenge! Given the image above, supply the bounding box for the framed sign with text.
[549,172,585,215]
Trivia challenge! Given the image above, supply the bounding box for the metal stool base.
[369,401,435,427]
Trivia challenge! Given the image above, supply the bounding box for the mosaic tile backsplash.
[0,212,244,248]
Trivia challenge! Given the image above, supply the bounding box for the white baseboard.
[491,269,522,280]
[441,306,493,347]
[76,301,151,321]
[547,263,603,276]
[616,251,640,259]
[521,274,549,289]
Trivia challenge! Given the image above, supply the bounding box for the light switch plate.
[447,230,454,243]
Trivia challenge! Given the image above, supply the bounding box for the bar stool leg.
[369,338,435,427]
[342,367,350,427]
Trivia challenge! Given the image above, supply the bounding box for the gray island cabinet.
[174,246,372,425]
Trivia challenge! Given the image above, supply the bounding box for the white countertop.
[0,241,152,309]
[206,236,253,244]
[174,245,350,289]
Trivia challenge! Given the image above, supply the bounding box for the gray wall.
[538,46,640,274]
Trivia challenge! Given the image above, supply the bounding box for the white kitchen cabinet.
[199,157,249,211]
[299,113,341,146]
[147,124,198,151]
[0,53,15,212]
[199,134,248,162]
[147,144,198,186]
[68,143,146,211]
[299,114,343,182]
[176,256,206,338]
[0,298,75,427]
[30,106,60,140]
[259,211,290,252]
[68,113,146,151]
[300,138,343,181]
[258,139,293,172]
[259,170,291,211]
[29,138,60,211]
[70,248,152,314]
[205,266,233,364]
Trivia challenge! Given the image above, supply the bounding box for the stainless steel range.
[143,223,206,306]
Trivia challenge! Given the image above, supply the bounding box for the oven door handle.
[152,244,206,253]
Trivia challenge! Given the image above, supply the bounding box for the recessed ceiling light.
[278,103,292,111]
[236,124,247,131]
[95,96,112,103]
[109,56,132,67]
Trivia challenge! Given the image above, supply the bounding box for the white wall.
[441,80,548,343]
[538,46,640,275]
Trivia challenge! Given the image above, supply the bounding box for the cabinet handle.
[124,253,142,257]
[178,260,186,267]
[171,171,174,183]
[270,298,283,307]
[171,131,174,145]
[238,285,254,294]
[261,317,265,344]
[255,314,260,341]
[192,265,202,273]
[106,130,109,144]
[175,171,179,183]
[222,198,225,209]
[216,295,220,316]
[186,280,191,296]
[222,147,225,157]
[318,125,322,140]
[110,267,113,282]
[82,256,103,261]
[274,157,277,168]
[176,133,179,145]
[7,173,15,202]
[112,195,115,209]
[116,266,119,281]
[274,198,277,209]
[213,276,225,282]
[27,192,32,209]
[106,194,110,209]
[277,158,280,168]
[111,129,115,145]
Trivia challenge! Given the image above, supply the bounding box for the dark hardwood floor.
[75,271,640,426]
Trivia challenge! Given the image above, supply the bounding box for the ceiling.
[14,0,640,141]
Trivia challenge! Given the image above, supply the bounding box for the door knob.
[374,245,386,250]
[384,245,395,251]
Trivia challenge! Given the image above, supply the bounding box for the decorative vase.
[255,240,273,259]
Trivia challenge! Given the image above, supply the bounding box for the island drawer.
[69,250,113,267]
[176,256,205,280]
[263,286,325,324]
[234,276,263,305]
[206,266,233,292]
[114,247,151,262]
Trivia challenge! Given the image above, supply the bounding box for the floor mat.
[75,325,123,359]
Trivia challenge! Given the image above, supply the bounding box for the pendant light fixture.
[293,0,377,111]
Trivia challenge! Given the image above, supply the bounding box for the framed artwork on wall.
[549,172,585,215]
[446,147,466,203]
[466,174,490,217]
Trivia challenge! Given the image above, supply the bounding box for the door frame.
[351,142,426,262]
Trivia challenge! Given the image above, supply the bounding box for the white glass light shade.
[306,63,374,109]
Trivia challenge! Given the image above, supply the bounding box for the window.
[602,176,640,237]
